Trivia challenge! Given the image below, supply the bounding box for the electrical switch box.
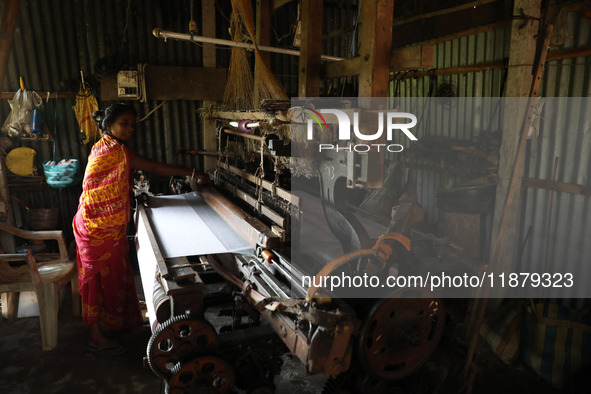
[117,70,140,98]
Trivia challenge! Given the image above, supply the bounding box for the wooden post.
[0,0,20,254]
[358,0,394,98]
[463,2,552,391]
[202,0,217,173]
[0,0,20,93]
[256,0,272,68]
[298,0,323,97]
[490,0,542,276]
[255,0,273,100]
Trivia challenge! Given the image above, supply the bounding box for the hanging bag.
[1,78,43,137]
[73,81,100,144]
[522,302,591,389]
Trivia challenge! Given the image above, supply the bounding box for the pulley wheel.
[166,356,234,394]
[147,315,219,379]
[357,289,445,380]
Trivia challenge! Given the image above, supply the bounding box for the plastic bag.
[73,84,100,144]
[1,89,43,137]
[522,302,591,389]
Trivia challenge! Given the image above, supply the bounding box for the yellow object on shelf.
[5,147,36,176]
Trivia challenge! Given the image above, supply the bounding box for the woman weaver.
[73,103,207,356]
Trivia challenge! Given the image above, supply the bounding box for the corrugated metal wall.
[0,0,227,242]
[3,0,590,276]
[390,27,510,223]
[270,1,355,96]
[520,12,591,295]
[389,11,591,291]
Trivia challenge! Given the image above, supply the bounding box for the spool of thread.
[237,119,253,134]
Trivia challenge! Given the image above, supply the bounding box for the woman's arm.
[131,154,192,176]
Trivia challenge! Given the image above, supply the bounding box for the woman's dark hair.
[92,103,137,134]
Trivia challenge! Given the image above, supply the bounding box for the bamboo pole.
[153,28,344,62]
[223,128,266,142]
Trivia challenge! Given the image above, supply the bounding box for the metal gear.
[166,356,234,394]
[147,315,219,379]
[357,290,445,380]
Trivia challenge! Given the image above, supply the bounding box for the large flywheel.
[357,289,445,380]
[147,315,219,379]
[166,356,234,394]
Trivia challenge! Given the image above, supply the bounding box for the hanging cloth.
[73,83,100,144]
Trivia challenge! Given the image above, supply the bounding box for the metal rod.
[266,258,307,298]
[153,28,344,62]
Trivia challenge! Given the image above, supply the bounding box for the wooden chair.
[0,221,80,351]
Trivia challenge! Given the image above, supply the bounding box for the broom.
[223,8,254,109]
[232,0,288,106]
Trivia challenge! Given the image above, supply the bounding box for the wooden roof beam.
[392,0,511,48]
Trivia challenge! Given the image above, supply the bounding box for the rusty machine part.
[357,290,445,380]
[147,315,219,379]
[166,356,234,394]
[207,253,359,377]
[307,233,412,300]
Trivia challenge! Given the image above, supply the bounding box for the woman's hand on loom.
[188,171,210,190]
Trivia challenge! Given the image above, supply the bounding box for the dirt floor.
[0,283,585,394]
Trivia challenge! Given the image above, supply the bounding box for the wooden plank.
[547,45,591,62]
[393,0,500,26]
[0,92,76,99]
[358,0,394,98]
[390,45,434,72]
[422,21,510,46]
[321,56,362,79]
[218,179,286,228]
[272,0,293,10]
[202,0,217,173]
[201,0,216,67]
[145,66,226,101]
[214,110,289,122]
[391,60,505,80]
[164,257,206,294]
[298,0,323,97]
[391,44,591,80]
[198,187,280,249]
[221,163,300,206]
[99,66,227,101]
[522,178,591,197]
[392,1,511,48]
